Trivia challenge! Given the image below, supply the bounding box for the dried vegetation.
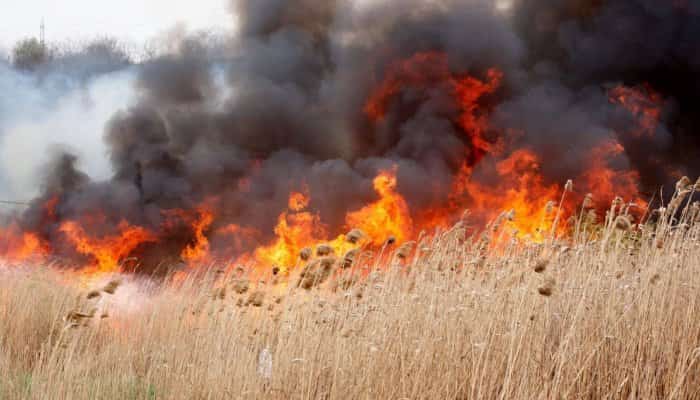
[1,178,700,399]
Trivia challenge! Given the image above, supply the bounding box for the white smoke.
[0,65,136,201]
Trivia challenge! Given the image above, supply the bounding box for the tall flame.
[345,169,413,246]
[180,206,214,263]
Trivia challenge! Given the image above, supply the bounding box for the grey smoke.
[2,0,699,271]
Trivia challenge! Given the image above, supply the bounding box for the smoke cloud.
[2,0,699,272]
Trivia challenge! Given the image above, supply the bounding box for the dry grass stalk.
[0,183,699,399]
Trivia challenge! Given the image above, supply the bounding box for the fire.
[0,224,49,263]
[59,218,156,273]
[346,169,413,246]
[453,68,503,162]
[610,85,663,138]
[365,52,502,163]
[180,206,214,263]
[288,190,310,212]
[0,53,665,276]
[451,149,562,240]
[581,140,646,209]
[234,168,414,271]
[249,191,326,271]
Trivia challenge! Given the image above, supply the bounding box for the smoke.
[3,0,700,271]
[0,64,136,201]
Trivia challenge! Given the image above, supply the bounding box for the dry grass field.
[1,181,700,399]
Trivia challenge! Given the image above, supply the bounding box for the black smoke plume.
[6,0,700,272]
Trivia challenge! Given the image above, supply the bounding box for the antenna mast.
[40,18,45,47]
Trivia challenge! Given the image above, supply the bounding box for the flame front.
[0,52,663,275]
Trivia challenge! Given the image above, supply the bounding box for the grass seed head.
[614,215,633,231]
[612,197,623,209]
[676,176,691,192]
[232,279,250,294]
[316,244,334,257]
[342,249,359,269]
[346,229,366,244]
[247,290,265,307]
[86,290,101,300]
[396,242,414,259]
[300,247,312,261]
[299,257,337,289]
[565,179,573,192]
[538,277,555,297]
[102,279,122,295]
[534,258,549,273]
[212,287,226,300]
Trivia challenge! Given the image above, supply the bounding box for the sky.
[0,0,236,50]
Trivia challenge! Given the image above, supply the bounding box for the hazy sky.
[0,0,236,50]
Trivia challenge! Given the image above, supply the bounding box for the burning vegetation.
[0,0,699,278]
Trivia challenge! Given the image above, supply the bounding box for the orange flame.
[59,219,156,273]
[581,140,647,208]
[0,224,49,263]
[248,191,327,271]
[0,54,662,275]
[610,85,663,138]
[450,149,562,240]
[180,206,214,263]
[346,169,413,246]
